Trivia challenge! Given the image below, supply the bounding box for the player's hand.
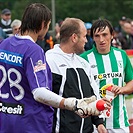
[102,97,112,108]
[100,84,116,101]
[85,98,111,116]
[64,95,103,118]
[97,124,108,133]
[74,96,99,117]
[111,85,122,95]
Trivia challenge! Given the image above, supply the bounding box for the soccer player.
[0,3,108,133]
[81,19,133,133]
[46,18,111,133]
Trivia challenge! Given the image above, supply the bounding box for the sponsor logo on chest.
[94,72,122,80]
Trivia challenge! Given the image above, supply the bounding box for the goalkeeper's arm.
[32,87,99,117]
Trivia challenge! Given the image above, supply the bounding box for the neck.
[1,19,11,26]
[60,43,74,54]
[21,31,38,42]
[97,48,110,54]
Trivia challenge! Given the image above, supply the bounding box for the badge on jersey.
[34,60,46,72]
[117,60,122,68]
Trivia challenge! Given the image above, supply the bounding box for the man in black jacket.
[46,18,110,133]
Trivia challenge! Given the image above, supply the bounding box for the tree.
[0,0,133,30]
[55,0,133,26]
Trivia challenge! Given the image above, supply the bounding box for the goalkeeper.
[46,17,111,133]
[0,3,111,133]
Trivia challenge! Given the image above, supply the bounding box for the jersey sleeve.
[24,45,52,91]
[124,52,133,83]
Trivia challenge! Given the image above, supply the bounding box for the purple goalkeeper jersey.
[0,35,54,133]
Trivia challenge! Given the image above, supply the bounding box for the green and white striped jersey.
[81,46,133,129]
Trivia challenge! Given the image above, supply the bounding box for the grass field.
[125,94,133,100]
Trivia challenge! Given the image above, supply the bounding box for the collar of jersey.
[54,44,75,59]
[15,34,35,43]
[93,44,113,55]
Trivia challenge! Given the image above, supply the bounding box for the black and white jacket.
[46,44,102,133]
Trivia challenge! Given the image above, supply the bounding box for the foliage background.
[0,0,133,30]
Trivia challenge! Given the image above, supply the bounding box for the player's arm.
[97,124,108,133]
[33,87,64,109]
[121,80,133,94]
[32,87,109,118]
[112,80,133,95]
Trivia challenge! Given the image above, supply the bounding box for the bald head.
[60,18,85,43]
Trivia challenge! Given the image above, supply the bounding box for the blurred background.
[0,0,133,131]
[0,0,133,31]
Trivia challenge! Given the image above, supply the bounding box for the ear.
[71,33,78,43]
[111,35,113,39]
[41,21,45,29]
[111,31,114,39]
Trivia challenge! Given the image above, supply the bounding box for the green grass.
[125,94,133,100]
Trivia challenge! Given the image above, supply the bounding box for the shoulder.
[21,39,43,54]
[45,47,55,57]
[112,47,127,56]
[45,47,57,64]
[46,44,60,56]
[81,49,93,56]
[80,49,94,61]
[77,55,91,68]
[15,36,44,55]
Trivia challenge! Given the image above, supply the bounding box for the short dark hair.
[20,3,52,34]
[90,19,113,38]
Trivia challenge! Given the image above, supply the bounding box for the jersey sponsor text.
[94,72,122,80]
[0,50,23,67]
[0,102,24,115]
